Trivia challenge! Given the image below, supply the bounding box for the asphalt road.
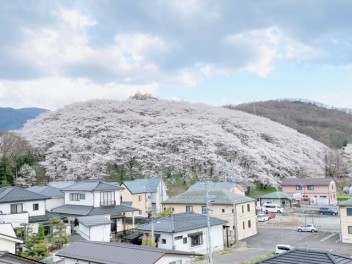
[193,215,351,264]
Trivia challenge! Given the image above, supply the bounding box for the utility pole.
[206,184,213,264]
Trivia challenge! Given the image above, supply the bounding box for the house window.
[100,191,115,206]
[147,195,151,199]
[161,239,166,244]
[348,226,352,234]
[186,206,193,212]
[189,232,203,247]
[202,206,207,214]
[248,220,251,228]
[183,237,187,244]
[33,204,39,211]
[138,195,142,202]
[243,221,245,230]
[296,185,302,190]
[347,208,352,216]
[69,193,85,201]
[175,236,182,240]
[247,204,250,212]
[242,205,244,213]
[232,209,234,213]
[10,204,23,214]
[307,185,314,190]
[139,210,142,215]
[222,209,225,213]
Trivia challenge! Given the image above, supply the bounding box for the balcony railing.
[100,200,116,207]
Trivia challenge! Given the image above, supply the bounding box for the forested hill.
[0,107,48,131]
[20,98,329,186]
[228,100,352,149]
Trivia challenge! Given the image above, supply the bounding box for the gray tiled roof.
[62,180,123,192]
[258,191,294,200]
[48,181,75,189]
[338,199,352,206]
[162,190,254,205]
[256,248,352,264]
[56,241,201,264]
[281,178,333,186]
[78,215,112,227]
[0,187,50,204]
[29,211,66,224]
[138,212,226,233]
[0,251,41,263]
[121,178,161,194]
[26,186,64,198]
[51,204,138,216]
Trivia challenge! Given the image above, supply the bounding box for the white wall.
[155,255,191,264]
[156,225,224,254]
[0,212,29,228]
[65,192,94,206]
[0,200,46,217]
[46,198,65,211]
[0,237,17,254]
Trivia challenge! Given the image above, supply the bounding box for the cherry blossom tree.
[20,98,329,186]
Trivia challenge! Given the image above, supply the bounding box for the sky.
[1,0,352,110]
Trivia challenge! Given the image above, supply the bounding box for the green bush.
[337,196,351,202]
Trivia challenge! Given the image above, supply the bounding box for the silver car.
[297,224,318,232]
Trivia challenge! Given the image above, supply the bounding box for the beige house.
[120,178,168,217]
[339,200,352,243]
[281,178,337,205]
[162,190,257,242]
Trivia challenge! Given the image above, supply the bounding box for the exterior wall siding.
[340,206,352,243]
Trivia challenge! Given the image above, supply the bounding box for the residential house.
[26,185,65,211]
[281,178,337,205]
[137,212,226,254]
[51,180,138,234]
[0,187,50,228]
[120,178,168,216]
[188,181,246,196]
[0,223,22,254]
[257,191,297,208]
[56,240,202,264]
[162,190,257,242]
[257,248,352,263]
[339,199,352,243]
[76,215,112,242]
[0,251,41,264]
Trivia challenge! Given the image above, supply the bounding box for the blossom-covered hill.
[20,98,329,186]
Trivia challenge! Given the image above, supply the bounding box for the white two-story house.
[26,185,65,211]
[0,187,50,229]
[120,178,168,216]
[51,180,138,237]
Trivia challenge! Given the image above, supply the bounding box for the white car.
[297,224,318,232]
[275,244,293,254]
[257,213,270,222]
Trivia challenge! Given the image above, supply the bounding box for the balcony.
[100,200,116,207]
[0,211,29,228]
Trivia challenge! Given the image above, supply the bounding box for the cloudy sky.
[1,0,352,110]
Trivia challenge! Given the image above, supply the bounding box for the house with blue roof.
[51,180,138,236]
[120,178,168,216]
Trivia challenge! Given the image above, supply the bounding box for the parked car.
[297,224,318,232]
[257,213,270,222]
[275,244,293,254]
[262,203,284,213]
[319,208,338,215]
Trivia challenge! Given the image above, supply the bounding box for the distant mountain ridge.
[0,107,48,131]
[227,99,352,149]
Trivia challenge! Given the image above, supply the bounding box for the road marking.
[320,233,336,242]
[335,239,340,243]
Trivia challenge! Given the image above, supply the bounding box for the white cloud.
[0,77,159,110]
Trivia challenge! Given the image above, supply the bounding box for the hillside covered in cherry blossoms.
[20,98,329,186]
